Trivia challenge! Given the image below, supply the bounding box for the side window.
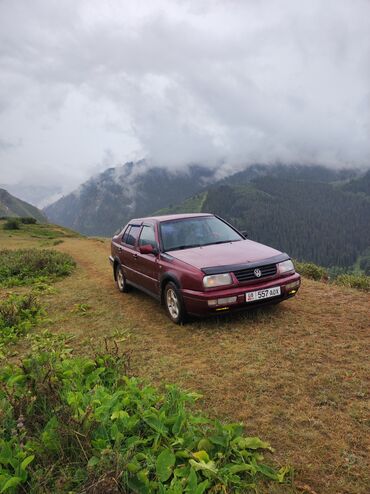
[139,225,156,248]
[122,226,131,244]
[123,225,141,247]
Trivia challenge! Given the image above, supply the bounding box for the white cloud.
[0,0,369,191]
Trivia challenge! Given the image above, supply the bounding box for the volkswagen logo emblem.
[254,268,262,278]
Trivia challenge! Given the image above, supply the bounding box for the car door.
[119,224,142,285]
[135,224,160,296]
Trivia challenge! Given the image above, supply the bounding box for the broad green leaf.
[228,463,254,474]
[186,467,197,491]
[192,450,209,463]
[195,479,210,494]
[127,477,150,494]
[1,477,22,493]
[197,439,213,452]
[20,455,34,471]
[156,449,176,482]
[239,437,272,451]
[256,463,278,480]
[209,434,228,447]
[143,414,168,436]
[7,374,25,386]
[189,459,218,474]
[111,410,129,420]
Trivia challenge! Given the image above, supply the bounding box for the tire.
[115,263,130,293]
[164,281,187,324]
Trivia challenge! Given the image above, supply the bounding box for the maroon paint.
[110,214,301,317]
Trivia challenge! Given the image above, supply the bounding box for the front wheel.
[115,263,130,293]
[164,282,187,324]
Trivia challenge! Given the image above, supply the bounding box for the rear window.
[123,225,141,246]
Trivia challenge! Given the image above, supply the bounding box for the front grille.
[233,263,277,283]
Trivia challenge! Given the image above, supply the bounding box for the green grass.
[154,191,208,215]
[0,249,76,287]
[0,293,42,358]
[0,219,82,240]
[0,333,291,493]
[334,273,370,291]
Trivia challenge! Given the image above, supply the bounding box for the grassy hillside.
[0,220,369,493]
[0,188,47,223]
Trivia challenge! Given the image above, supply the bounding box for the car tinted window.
[124,225,141,246]
[160,216,242,251]
[122,226,131,243]
[139,225,157,247]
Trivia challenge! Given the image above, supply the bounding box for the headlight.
[278,259,295,275]
[203,273,233,288]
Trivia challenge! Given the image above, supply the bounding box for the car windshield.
[160,216,243,252]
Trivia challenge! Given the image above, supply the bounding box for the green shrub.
[3,218,20,230]
[335,273,370,291]
[294,261,328,281]
[0,334,291,493]
[0,293,42,358]
[19,217,37,224]
[0,249,76,287]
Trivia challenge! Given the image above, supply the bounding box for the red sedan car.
[109,213,301,323]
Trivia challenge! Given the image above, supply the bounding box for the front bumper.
[181,273,301,316]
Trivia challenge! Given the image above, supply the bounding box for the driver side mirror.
[240,230,248,238]
[139,244,158,255]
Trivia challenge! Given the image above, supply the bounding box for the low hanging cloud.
[0,0,369,190]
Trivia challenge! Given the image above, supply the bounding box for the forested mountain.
[341,169,370,195]
[0,188,47,223]
[43,160,369,267]
[44,161,215,236]
[157,175,370,268]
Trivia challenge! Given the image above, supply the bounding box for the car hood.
[168,240,283,270]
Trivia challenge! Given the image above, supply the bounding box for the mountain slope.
[158,178,370,267]
[0,188,47,222]
[1,218,369,494]
[44,161,215,236]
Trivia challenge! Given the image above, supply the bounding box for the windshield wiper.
[202,240,241,246]
[166,243,201,251]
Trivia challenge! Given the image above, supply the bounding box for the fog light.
[285,280,300,291]
[208,296,237,307]
[217,296,237,305]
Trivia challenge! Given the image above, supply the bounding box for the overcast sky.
[0,0,369,193]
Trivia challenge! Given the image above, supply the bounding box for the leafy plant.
[0,249,75,287]
[294,261,328,281]
[334,273,370,292]
[0,334,292,493]
[0,293,42,358]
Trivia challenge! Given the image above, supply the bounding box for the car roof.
[130,213,213,224]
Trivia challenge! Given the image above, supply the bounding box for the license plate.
[246,286,281,302]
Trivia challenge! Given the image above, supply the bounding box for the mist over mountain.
[44,161,216,236]
[43,160,369,269]
[1,1,369,190]
[0,183,63,209]
[0,188,47,223]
